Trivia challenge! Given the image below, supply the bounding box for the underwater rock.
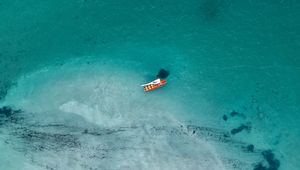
[0,106,22,117]
[247,144,254,152]
[230,110,246,118]
[253,150,280,170]
[254,163,267,170]
[0,106,13,117]
[156,69,169,79]
[230,111,239,117]
[231,124,251,135]
[242,144,255,153]
[0,106,23,125]
[223,114,228,121]
[223,111,245,121]
[262,150,280,170]
[270,159,280,170]
[263,150,274,162]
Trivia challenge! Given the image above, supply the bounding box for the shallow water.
[1,0,300,169]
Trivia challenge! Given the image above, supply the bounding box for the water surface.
[0,0,299,169]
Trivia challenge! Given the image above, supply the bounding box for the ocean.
[0,0,299,169]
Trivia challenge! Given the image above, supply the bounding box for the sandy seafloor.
[0,0,300,170]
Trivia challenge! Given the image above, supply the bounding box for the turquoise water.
[0,0,299,169]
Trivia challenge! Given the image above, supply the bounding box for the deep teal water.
[0,0,300,169]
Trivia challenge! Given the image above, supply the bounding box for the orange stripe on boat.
[144,80,167,92]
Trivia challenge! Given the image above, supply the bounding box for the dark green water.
[1,0,299,169]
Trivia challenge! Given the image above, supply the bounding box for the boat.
[140,79,167,92]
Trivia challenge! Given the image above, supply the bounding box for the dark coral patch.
[230,111,239,117]
[247,144,254,152]
[230,110,246,118]
[222,114,228,121]
[253,150,280,170]
[0,106,22,117]
[156,69,169,79]
[231,124,251,135]
[0,106,23,125]
[254,163,267,170]
[262,150,280,170]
